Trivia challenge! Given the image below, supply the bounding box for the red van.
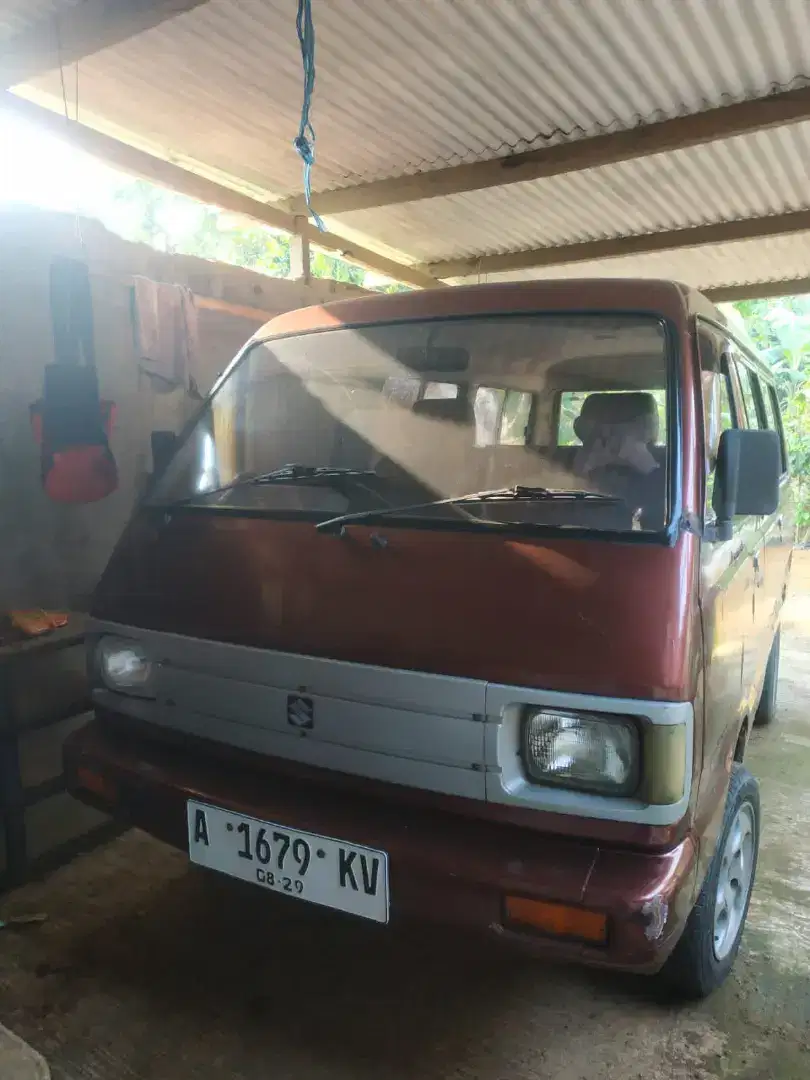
[65,280,792,997]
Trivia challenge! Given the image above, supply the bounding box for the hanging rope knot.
[293,131,315,165]
[294,0,324,231]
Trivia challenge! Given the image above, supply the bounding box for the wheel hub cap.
[713,800,756,961]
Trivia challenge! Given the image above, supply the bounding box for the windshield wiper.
[174,464,379,506]
[316,485,622,532]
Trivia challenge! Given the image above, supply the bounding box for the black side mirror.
[710,428,781,540]
[150,430,178,475]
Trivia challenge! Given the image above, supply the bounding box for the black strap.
[49,257,96,369]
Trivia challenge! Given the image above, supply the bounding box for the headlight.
[522,709,639,796]
[97,636,153,694]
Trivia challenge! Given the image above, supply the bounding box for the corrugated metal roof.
[327,121,810,263]
[24,0,810,196]
[482,230,810,293]
[11,0,810,292]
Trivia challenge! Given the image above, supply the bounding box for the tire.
[754,627,780,727]
[663,764,760,999]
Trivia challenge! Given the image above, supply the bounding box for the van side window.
[500,390,533,445]
[474,387,533,447]
[735,362,764,429]
[757,377,788,474]
[697,323,737,520]
[706,373,736,518]
[422,382,460,400]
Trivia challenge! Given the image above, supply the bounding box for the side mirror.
[150,430,178,475]
[710,428,781,539]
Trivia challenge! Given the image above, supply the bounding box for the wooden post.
[289,218,311,283]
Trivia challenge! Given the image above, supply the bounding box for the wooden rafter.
[0,92,442,290]
[1,0,210,89]
[426,211,810,279]
[283,85,810,216]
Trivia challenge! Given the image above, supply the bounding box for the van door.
[730,354,783,704]
[698,324,753,776]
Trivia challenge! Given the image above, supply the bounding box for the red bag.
[31,259,118,504]
[43,445,119,503]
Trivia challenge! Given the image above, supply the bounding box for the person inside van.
[572,391,664,527]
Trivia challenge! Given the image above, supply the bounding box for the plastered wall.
[0,205,367,610]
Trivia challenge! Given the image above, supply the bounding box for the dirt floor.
[2,562,810,1080]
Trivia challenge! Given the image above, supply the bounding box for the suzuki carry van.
[65,280,792,997]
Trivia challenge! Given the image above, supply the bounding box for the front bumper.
[64,717,697,973]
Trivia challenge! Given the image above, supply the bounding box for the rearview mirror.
[396,346,469,373]
[710,428,781,539]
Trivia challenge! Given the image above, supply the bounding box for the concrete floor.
[2,562,810,1080]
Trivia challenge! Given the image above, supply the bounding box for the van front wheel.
[754,627,780,727]
[663,764,760,999]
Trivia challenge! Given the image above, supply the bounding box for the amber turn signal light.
[504,895,607,944]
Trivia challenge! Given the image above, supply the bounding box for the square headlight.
[522,708,639,797]
[97,636,154,695]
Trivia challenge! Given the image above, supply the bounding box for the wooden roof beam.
[0,92,442,291]
[1,0,210,89]
[285,85,810,216]
[426,211,810,279]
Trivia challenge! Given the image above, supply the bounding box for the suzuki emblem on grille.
[287,694,314,729]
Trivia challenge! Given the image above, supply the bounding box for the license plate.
[187,801,389,923]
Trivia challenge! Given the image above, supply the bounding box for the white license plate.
[187,801,389,923]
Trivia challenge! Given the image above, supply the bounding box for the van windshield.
[149,314,671,534]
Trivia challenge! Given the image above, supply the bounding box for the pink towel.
[133,277,199,391]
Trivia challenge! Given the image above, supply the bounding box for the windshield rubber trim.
[154,503,674,547]
[148,309,682,548]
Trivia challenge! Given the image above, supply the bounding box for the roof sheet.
[329,121,810,264]
[9,0,810,294]
[22,0,810,195]
[483,230,810,294]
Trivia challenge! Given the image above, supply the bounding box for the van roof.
[254,278,728,342]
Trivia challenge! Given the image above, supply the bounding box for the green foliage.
[310,249,365,285]
[104,179,405,292]
[732,296,810,540]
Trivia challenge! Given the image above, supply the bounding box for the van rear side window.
[735,363,764,429]
[474,388,533,447]
[753,374,787,474]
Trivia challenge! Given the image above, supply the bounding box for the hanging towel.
[132,277,200,392]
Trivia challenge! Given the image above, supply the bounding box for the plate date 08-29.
[187,800,389,923]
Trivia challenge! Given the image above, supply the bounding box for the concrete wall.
[0,205,367,612]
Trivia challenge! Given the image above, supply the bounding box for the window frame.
[730,352,765,431]
[148,310,681,547]
[726,338,788,477]
[695,319,742,528]
[765,381,789,475]
[696,317,789,530]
